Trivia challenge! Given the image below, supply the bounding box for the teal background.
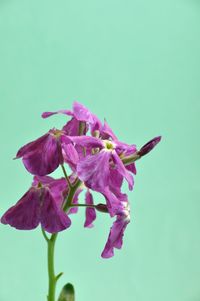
[0,0,200,300]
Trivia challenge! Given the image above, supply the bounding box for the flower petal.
[77,150,111,190]
[41,189,71,233]
[101,120,118,140]
[41,110,72,119]
[62,117,87,136]
[22,134,63,176]
[1,188,41,230]
[73,102,94,123]
[69,136,103,148]
[112,151,134,190]
[84,190,96,228]
[101,214,130,258]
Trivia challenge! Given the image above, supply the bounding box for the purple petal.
[84,190,96,228]
[61,141,79,170]
[101,120,118,140]
[41,110,72,119]
[16,133,49,158]
[21,133,63,176]
[41,189,71,233]
[101,214,130,258]
[112,151,134,190]
[77,150,111,190]
[1,188,41,230]
[68,188,83,214]
[73,102,94,123]
[69,136,103,148]
[62,117,84,136]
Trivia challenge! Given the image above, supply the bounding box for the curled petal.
[84,190,96,228]
[41,189,71,233]
[1,188,41,230]
[101,215,130,258]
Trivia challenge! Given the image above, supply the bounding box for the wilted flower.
[1,101,161,259]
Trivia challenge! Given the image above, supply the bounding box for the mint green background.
[0,1,200,300]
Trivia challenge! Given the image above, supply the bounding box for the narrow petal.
[41,110,72,119]
[84,190,96,228]
[77,150,111,190]
[68,188,83,214]
[41,189,71,233]
[69,136,103,148]
[112,151,134,190]
[101,215,129,258]
[1,188,40,230]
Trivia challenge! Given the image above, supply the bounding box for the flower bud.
[96,204,109,213]
[58,283,75,301]
[138,136,161,156]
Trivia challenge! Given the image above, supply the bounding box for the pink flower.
[1,176,71,233]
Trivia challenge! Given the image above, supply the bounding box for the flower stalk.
[42,176,82,301]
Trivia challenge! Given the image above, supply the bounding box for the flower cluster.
[1,102,161,258]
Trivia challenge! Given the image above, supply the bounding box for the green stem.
[47,234,58,301]
[43,177,82,301]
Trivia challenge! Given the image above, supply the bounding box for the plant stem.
[47,233,58,301]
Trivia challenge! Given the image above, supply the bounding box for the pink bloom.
[1,176,71,233]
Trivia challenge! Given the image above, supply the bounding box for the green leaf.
[58,283,75,301]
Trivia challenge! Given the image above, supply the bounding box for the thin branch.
[61,164,72,188]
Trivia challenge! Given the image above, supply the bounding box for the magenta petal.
[73,102,94,123]
[1,188,40,230]
[69,136,103,148]
[41,110,72,119]
[22,134,63,176]
[77,150,111,190]
[62,117,82,136]
[16,133,49,158]
[112,151,134,190]
[41,189,71,233]
[101,215,129,258]
[84,190,96,228]
[101,120,118,140]
[126,163,137,175]
[68,188,83,214]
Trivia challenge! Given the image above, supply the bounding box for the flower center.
[103,140,115,150]
[50,129,63,138]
